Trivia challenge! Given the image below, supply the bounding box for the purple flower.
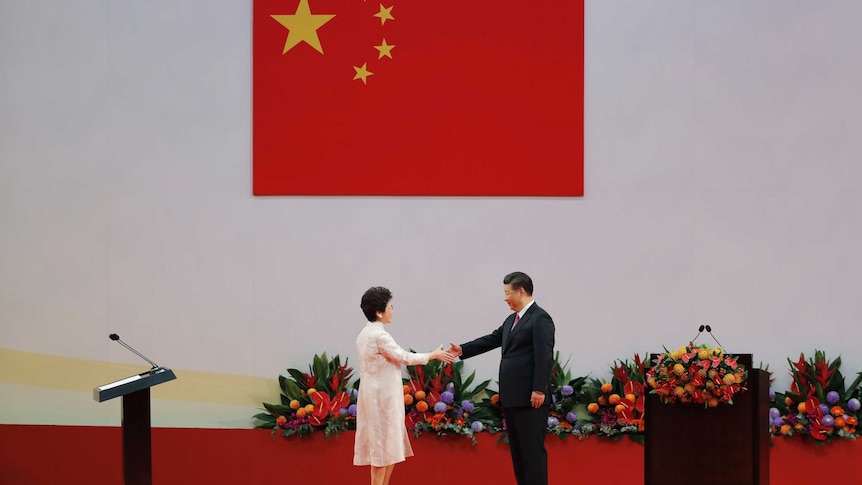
[561,385,574,397]
[769,407,780,419]
[826,391,840,404]
[347,388,358,399]
[848,398,861,412]
[565,411,578,423]
[461,400,475,413]
[573,424,582,433]
[600,408,617,427]
[471,421,484,432]
[821,415,835,427]
[547,417,560,427]
[819,404,830,415]
[446,382,455,393]
[434,401,448,413]
[769,388,776,400]
[347,404,357,416]
[340,407,348,416]
[771,416,784,427]
[441,391,455,404]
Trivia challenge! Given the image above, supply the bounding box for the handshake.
[430,342,463,364]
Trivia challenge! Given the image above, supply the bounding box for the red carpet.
[0,425,856,484]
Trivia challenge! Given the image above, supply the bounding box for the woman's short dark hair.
[503,271,533,296]
[360,286,392,322]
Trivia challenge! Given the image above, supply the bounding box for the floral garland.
[254,348,862,445]
[647,343,747,406]
[769,350,860,442]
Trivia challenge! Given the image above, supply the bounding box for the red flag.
[253,0,584,196]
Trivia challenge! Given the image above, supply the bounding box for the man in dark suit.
[448,272,555,485]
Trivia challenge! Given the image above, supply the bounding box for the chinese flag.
[253,0,584,196]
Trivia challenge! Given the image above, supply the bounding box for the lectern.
[644,354,770,485]
[94,336,176,485]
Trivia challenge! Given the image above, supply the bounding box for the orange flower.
[609,394,621,405]
[587,403,599,413]
[785,396,793,406]
[780,424,791,435]
[415,391,427,401]
[403,385,410,394]
[614,404,625,413]
[276,415,287,426]
[289,399,300,410]
[404,394,414,405]
[831,406,844,416]
[834,416,846,428]
[797,402,806,414]
[601,382,612,393]
[297,408,308,418]
[597,396,608,406]
[847,416,858,426]
[416,401,429,412]
[307,388,318,395]
[490,394,500,405]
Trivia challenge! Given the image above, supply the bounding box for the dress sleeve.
[377,331,430,366]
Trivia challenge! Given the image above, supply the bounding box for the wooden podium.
[94,367,176,485]
[644,354,770,485]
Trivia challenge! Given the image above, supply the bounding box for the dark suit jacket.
[459,302,555,408]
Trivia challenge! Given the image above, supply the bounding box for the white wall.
[2,0,862,427]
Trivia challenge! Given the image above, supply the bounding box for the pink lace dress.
[353,321,429,467]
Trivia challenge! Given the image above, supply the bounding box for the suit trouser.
[504,405,550,485]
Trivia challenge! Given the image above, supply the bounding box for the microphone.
[690,325,705,343]
[109,333,161,370]
[703,325,724,348]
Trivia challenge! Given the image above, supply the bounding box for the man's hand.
[447,342,463,357]
[530,391,545,408]
[430,345,457,364]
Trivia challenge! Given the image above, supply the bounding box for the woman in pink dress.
[354,286,455,485]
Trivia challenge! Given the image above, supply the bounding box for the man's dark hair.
[360,286,392,322]
[503,271,533,296]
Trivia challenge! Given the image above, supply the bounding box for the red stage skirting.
[0,424,857,484]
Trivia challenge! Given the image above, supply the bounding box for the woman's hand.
[430,344,457,363]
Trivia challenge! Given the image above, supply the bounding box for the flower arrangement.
[647,343,747,407]
[580,354,648,443]
[402,358,495,444]
[545,351,588,439]
[769,350,861,442]
[254,353,357,438]
[255,348,862,447]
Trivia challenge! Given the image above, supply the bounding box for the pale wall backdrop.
[2,0,862,428]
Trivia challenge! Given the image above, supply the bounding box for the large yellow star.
[374,39,395,59]
[271,0,335,54]
[353,63,373,84]
[374,4,394,25]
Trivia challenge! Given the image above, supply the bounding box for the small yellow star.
[353,63,374,84]
[374,39,395,59]
[271,0,335,54]
[374,4,394,25]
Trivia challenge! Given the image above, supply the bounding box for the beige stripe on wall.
[0,348,279,407]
